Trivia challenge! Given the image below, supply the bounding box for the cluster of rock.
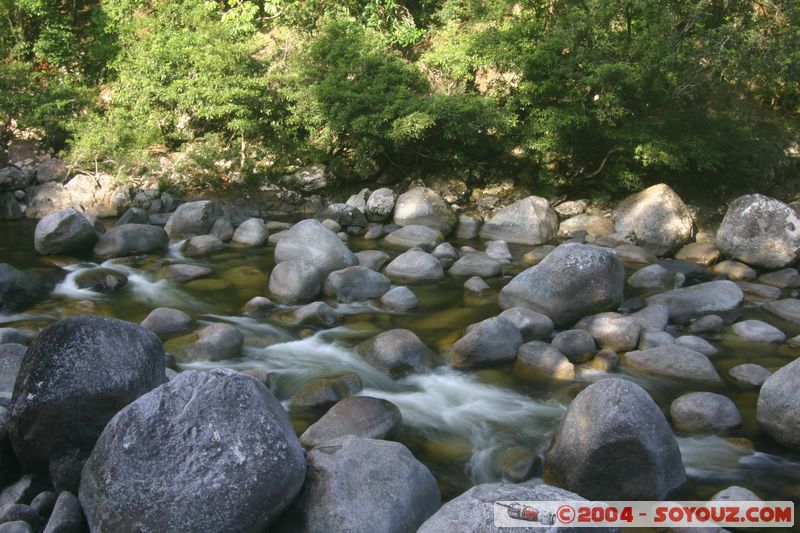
[2,177,798,531]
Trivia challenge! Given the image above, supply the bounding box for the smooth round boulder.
[9,316,166,491]
[393,187,456,233]
[732,319,786,343]
[383,249,444,282]
[93,224,168,259]
[448,252,502,278]
[231,218,268,246]
[34,208,98,256]
[269,260,322,304]
[758,268,800,289]
[384,225,443,250]
[712,486,762,502]
[79,369,305,532]
[380,286,418,311]
[612,183,694,255]
[479,196,559,245]
[551,329,596,363]
[674,242,719,266]
[627,264,675,290]
[276,435,439,533]
[291,302,341,327]
[356,329,433,379]
[323,266,391,303]
[355,250,390,271]
[644,280,743,325]
[639,330,675,349]
[574,312,641,352]
[209,217,234,242]
[717,194,800,268]
[757,358,800,449]
[464,276,491,294]
[180,234,225,257]
[366,187,396,222]
[300,396,402,448]
[448,317,523,369]
[290,373,362,410]
[763,299,800,325]
[675,335,717,356]
[499,243,625,327]
[485,240,512,262]
[514,341,575,380]
[623,345,721,383]
[498,307,554,342]
[544,377,686,500]
[631,304,670,332]
[182,323,243,362]
[164,200,218,240]
[315,203,366,228]
[670,392,741,434]
[274,219,357,276]
[140,307,193,335]
[455,215,481,240]
[712,260,757,281]
[729,364,771,388]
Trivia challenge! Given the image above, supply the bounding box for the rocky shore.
[0,168,798,531]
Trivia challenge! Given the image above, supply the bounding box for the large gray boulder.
[269,260,322,304]
[393,187,456,233]
[232,218,268,246]
[499,243,625,327]
[717,194,800,268]
[274,219,357,276]
[644,280,743,325]
[79,369,305,532]
[140,307,193,336]
[356,329,434,379]
[418,483,613,533]
[448,317,523,368]
[612,184,694,255]
[9,316,166,491]
[93,224,169,259]
[300,396,402,448]
[479,196,559,245]
[544,377,686,500]
[366,188,396,222]
[383,249,444,282]
[670,392,741,434]
[164,200,218,240]
[323,266,390,303]
[757,358,800,450]
[623,344,721,383]
[34,209,98,255]
[276,435,439,533]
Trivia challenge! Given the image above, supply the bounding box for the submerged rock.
[544,377,686,500]
[140,307,193,335]
[80,369,305,532]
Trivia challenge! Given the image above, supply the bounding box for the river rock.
[140,307,193,335]
[291,373,362,410]
[574,312,641,352]
[551,329,596,363]
[0,505,40,530]
[9,316,166,491]
[73,268,127,293]
[345,188,370,213]
[164,200,218,240]
[732,319,786,343]
[418,482,614,533]
[277,435,438,533]
[712,260,757,281]
[758,268,800,289]
[670,392,741,434]
[674,242,719,266]
[159,263,211,283]
[514,341,574,380]
[757,358,800,449]
[729,364,771,388]
[623,345,721,383]
[675,335,717,356]
[269,260,322,304]
[627,264,676,290]
[34,209,98,256]
[208,217,234,242]
[639,331,675,349]
[356,329,433,379]
[231,218,268,246]
[355,250,390,271]
[0,328,34,347]
[323,266,391,302]
[292,301,342,327]
[499,243,625,327]
[27,173,131,219]
[384,225,443,250]
[380,286,418,311]
[479,196,558,245]
[42,491,85,533]
[384,249,444,282]
[0,344,24,400]
[717,194,800,268]
[544,377,686,500]
[393,187,456,233]
[180,234,225,257]
[712,486,762,502]
[763,299,800,325]
[449,252,502,278]
[183,323,243,361]
[631,305,670,332]
[274,219,357,276]
[612,183,694,255]
[0,166,34,192]
[316,203,366,228]
[366,188,396,222]
[498,307,554,342]
[455,215,481,239]
[644,280,743,324]
[114,207,149,227]
[0,194,22,220]
[464,276,491,295]
[485,240,512,262]
[738,281,783,303]
[92,224,169,259]
[688,314,724,334]
[300,396,402,448]
[448,317,523,369]
[79,369,305,531]
[0,264,52,312]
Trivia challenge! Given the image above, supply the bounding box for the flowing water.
[2,218,800,502]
